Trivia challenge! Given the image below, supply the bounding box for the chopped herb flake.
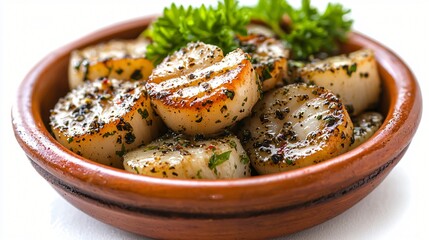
[208,151,232,170]
[240,154,250,164]
[346,63,357,76]
[145,145,158,151]
[124,132,136,144]
[115,68,124,75]
[138,108,149,119]
[130,69,143,80]
[224,89,235,100]
[115,144,126,157]
[228,140,237,150]
[196,169,203,179]
[323,115,336,127]
[261,67,272,81]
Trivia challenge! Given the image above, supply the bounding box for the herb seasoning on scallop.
[50,78,164,168]
[239,83,354,174]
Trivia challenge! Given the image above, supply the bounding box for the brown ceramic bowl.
[12,16,422,239]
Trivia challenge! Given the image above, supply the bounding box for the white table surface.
[1,0,428,239]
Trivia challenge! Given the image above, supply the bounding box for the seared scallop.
[350,111,383,149]
[294,49,381,115]
[69,38,154,89]
[149,41,224,82]
[239,83,354,174]
[50,78,164,168]
[147,42,261,135]
[238,34,289,91]
[246,23,276,37]
[124,133,251,179]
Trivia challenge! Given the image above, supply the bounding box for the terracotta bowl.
[12,16,422,239]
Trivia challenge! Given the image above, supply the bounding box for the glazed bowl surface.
[12,16,422,239]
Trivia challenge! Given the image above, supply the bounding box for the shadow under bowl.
[12,16,422,239]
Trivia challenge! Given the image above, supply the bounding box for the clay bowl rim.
[12,15,422,210]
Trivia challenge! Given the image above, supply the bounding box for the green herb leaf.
[248,0,353,60]
[196,169,203,179]
[115,144,126,157]
[346,63,357,76]
[228,140,237,150]
[144,0,250,64]
[208,150,232,169]
[144,0,352,63]
[224,89,235,100]
[144,145,158,151]
[244,0,292,39]
[240,154,250,164]
[286,158,294,165]
[138,108,149,119]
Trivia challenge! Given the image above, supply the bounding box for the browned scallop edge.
[29,146,405,220]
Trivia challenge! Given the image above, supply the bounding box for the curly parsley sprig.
[144,0,353,63]
[144,0,250,64]
[248,0,353,60]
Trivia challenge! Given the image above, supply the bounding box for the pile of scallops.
[49,26,383,179]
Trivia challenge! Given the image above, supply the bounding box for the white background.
[1,0,428,239]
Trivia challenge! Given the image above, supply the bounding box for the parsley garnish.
[248,0,353,60]
[144,0,353,63]
[208,151,232,170]
[144,0,249,64]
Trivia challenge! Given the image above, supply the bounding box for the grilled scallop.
[239,83,354,174]
[147,42,261,135]
[149,42,224,83]
[350,111,383,150]
[238,34,289,91]
[294,49,381,115]
[69,38,154,89]
[246,24,276,37]
[124,133,251,179]
[50,78,164,168]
